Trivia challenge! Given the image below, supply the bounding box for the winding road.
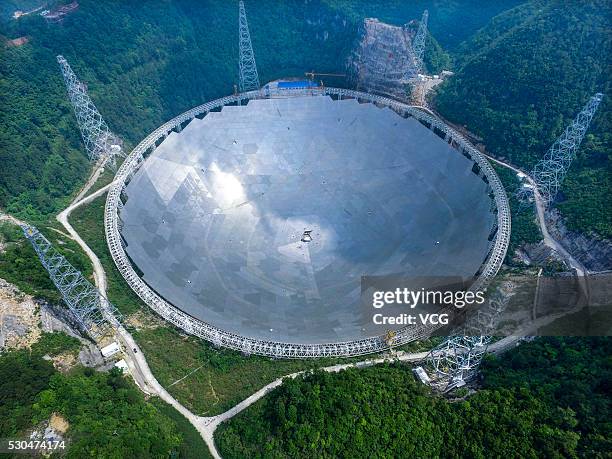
[422,103,588,278]
[481,153,587,277]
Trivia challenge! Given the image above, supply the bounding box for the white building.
[100,341,121,358]
[114,359,129,373]
[413,366,431,384]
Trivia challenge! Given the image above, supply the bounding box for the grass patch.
[134,326,325,416]
[69,194,142,315]
[150,397,213,459]
[135,325,440,416]
[31,332,81,358]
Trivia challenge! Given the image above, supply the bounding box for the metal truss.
[57,55,125,167]
[104,86,510,358]
[461,281,516,336]
[518,93,603,205]
[22,225,122,340]
[427,336,490,391]
[401,11,428,105]
[238,1,260,92]
[425,281,516,391]
[411,10,428,76]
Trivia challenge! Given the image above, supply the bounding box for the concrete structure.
[101,341,121,358]
[114,359,129,372]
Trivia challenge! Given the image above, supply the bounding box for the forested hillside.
[216,338,611,458]
[0,0,520,222]
[323,0,523,50]
[0,332,209,458]
[434,0,611,238]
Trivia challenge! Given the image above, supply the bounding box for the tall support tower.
[412,10,428,76]
[238,0,260,92]
[57,55,124,167]
[404,10,428,105]
[22,225,122,340]
[426,336,491,391]
[520,93,603,205]
[419,282,516,392]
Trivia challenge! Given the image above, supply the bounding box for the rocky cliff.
[347,18,418,101]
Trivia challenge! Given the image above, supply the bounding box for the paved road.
[481,153,589,302]
[482,153,587,277]
[427,105,590,280]
[424,105,587,277]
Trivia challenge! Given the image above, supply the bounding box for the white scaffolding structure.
[411,10,428,76]
[424,281,516,391]
[518,93,603,205]
[398,10,429,105]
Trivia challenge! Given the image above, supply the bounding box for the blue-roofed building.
[277,80,320,89]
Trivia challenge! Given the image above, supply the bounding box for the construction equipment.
[384,330,397,347]
[305,71,346,81]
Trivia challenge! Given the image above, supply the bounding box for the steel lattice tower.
[412,10,428,76]
[519,93,604,205]
[23,225,122,340]
[426,336,490,391]
[57,55,124,166]
[238,0,260,92]
[422,282,516,392]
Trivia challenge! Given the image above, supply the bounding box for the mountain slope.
[434,0,611,238]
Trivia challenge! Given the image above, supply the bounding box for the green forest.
[215,337,611,458]
[4,0,607,242]
[434,0,611,238]
[0,332,210,458]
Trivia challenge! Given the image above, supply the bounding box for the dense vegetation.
[0,332,78,437]
[0,222,59,300]
[483,337,611,456]
[0,331,210,458]
[434,0,611,238]
[216,338,611,458]
[33,368,183,458]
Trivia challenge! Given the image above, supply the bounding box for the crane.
[305,71,346,81]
